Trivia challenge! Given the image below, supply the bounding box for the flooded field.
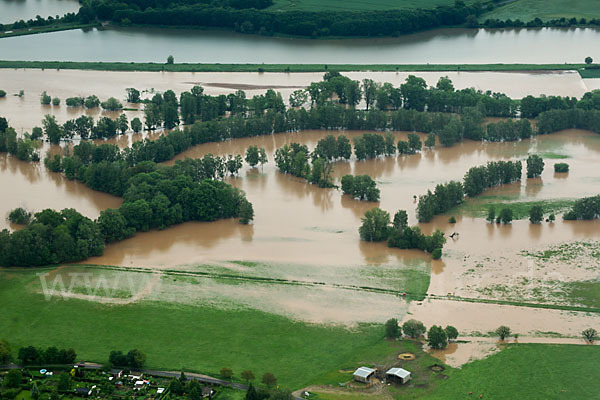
[2,27,600,63]
[0,68,592,133]
[2,70,600,355]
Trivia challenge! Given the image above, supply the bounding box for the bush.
[554,162,569,173]
[52,97,60,106]
[402,319,426,338]
[526,154,544,178]
[529,205,543,224]
[8,207,31,225]
[432,248,442,260]
[40,91,51,105]
[65,97,84,107]
[448,216,456,223]
[445,325,459,340]
[427,325,448,349]
[0,90,6,98]
[495,325,511,340]
[101,97,123,111]
[385,318,401,339]
[84,95,100,109]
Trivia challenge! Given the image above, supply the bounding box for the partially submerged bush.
[8,207,31,225]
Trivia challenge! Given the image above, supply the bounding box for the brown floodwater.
[0,69,591,133]
[0,152,121,229]
[2,114,600,334]
[89,129,600,269]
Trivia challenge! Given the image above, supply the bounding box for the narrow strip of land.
[0,60,590,74]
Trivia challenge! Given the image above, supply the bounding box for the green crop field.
[427,344,600,399]
[268,0,475,12]
[481,0,600,21]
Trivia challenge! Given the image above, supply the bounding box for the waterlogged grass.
[564,280,600,309]
[480,0,600,21]
[427,344,600,399]
[452,196,575,220]
[0,268,407,390]
[0,60,587,73]
[536,151,569,159]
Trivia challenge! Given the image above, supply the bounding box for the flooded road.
[1,27,600,63]
[0,68,591,133]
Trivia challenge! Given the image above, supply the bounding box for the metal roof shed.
[386,367,412,384]
[353,366,375,383]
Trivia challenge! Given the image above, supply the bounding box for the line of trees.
[108,349,146,368]
[564,195,600,220]
[418,160,522,222]
[359,208,446,256]
[17,346,77,366]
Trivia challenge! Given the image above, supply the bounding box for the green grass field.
[267,0,473,12]
[0,268,402,390]
[481,0,600,21]
[427,344,600,399]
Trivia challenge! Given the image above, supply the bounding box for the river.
[1,26,600,63]
[0,0,80,24]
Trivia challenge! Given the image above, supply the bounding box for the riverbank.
[0,60,590,74]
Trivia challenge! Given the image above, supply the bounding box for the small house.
[109,369,123,379]
[156,388,165,394]
[385,367,411,384]
[353,366,375,383]
[202,387,215,398]
[74,388,92,397]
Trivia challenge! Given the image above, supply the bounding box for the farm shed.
[353,366,375,383]
[386,367,411,384]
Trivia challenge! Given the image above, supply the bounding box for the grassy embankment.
[0,23,96,39]
[0,60,589,74]
[481,0,600,21]
[452,196,576,220]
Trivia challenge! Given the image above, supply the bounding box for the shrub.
[8,207,31,225]
[40,91,51,105]
[385,318,401,339]
[402,319,426,338]
[448,216,456,223]
[445,325,459,340]
[427,325,448,349]
[432,248,442,260]
[495,325,511,340]
[52,97,60,106]
[0,90,6,98]
[554,162,569,173]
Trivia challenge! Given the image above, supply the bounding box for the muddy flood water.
[0,69,594,133]
[2,72,600,346]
